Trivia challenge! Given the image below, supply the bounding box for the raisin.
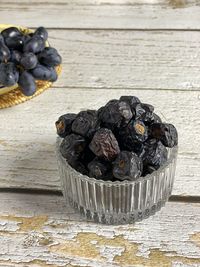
[149,123,178,147]
[69,160,88,176]
[80,146,96,167]
[119,120,148,152]
[142,165,157,176]
[145,112,162,126]
[113,151,143,181]
[119,95,141,107]
[55,113,76,138]
[98,100,132,130]
[60,134,86,164]
[142,139,167,171]
[72,110,100,138]
[89,128,120,161]
[133,103,154,122]
[88,158,111,180]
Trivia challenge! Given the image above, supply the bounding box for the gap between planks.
[52,86,200,92]
[0,188,199,204]
[29,27,200,32]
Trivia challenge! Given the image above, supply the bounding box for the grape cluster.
[0,26,61,96]
[56,96,178,182]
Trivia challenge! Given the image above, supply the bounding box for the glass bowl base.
[67,197,168,224]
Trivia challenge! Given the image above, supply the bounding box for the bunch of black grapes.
[0,26,61,96]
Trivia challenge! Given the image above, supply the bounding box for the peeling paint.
[0,215,48,232]
[190,232,200,247]
[0,140,9,147]
[0,259,73,267]
[39,237,53,246]
[50,233,103,260]
[50,232,200,267]
[168,0,186,8]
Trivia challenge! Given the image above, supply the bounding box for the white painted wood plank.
[46,29,200,90]
[0,88,199,196]
[0,0,199,29]
[0,192,199,266]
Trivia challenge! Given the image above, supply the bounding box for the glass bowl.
[56,137,178,225]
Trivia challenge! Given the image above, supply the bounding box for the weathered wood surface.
[0,1,200,266]
[46,29,200,90]
[0,88,199,196]
[0,192,199,267]
[0,0,200,30]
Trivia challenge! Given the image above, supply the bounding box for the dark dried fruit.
[72,110,100,138]
[119,95,141,106]
[89,128,120,161]
[113,151,143,181]
[57,95,178,180]
[142,165,157,176]
[150,123,178,148]
[60,134,86,163]
[88,158,111,179]
[142,139,167,171]
[145,112,162,126]
[98,100,132,130]
[80,146,95,167]
[69,160,88,176]
[133,103,154,122]
[56,113,77,138]
[119,120,148,152]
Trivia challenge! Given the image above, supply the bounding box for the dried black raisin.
[89,128,120,161]
[113,151,143,181]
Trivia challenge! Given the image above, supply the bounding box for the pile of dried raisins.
[56,96,178,182]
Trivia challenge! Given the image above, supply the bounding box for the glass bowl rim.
[56,137,178,187]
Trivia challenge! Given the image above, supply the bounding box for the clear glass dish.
[56,137,178,225]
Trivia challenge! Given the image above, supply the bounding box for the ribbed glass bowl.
[56,137,178,225]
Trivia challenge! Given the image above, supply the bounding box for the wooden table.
[0,1,200,266]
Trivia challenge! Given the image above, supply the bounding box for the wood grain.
[0,88,199,196]
[0,0,199,29]
[45,29,200,90]
[0,192,199,267]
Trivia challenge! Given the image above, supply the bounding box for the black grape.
[48,67,58,82]
[0,32,11,63]
[0,44,10,62]
[23,35,45,54]
[0,34,4,43]
[31,64,57,81]
[10,50,22,64]
[38,47,61,67]
[0,62,19,86]
[1,27,22,39]
[34,27,48,41]
[4,35,24,50]
[18,71,36,96]
[20,52,38,70]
